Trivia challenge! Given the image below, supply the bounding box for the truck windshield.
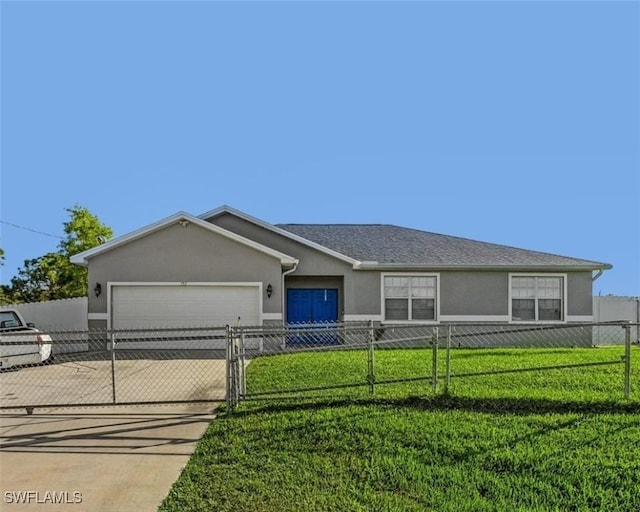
[0,311,21,329]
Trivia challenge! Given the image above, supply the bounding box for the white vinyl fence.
[4,297,88,332]
[593,295,640,344]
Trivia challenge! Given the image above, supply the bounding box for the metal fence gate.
[1,327,229,413]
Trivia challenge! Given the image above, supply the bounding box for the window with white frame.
[383,275,437,321]
[511,275,564,321]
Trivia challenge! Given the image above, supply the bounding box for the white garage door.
[112,284,261,330]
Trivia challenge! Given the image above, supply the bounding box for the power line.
[0,220,64,239]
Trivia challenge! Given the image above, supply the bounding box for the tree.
[0,248,10,305]
[3,205,113,303]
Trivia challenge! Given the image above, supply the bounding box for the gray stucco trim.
[71,211,298,267]
[199,205,360,267]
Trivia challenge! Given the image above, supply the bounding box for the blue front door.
[286,289,338,343]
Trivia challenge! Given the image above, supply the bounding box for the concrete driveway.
[0,403,218,512]
[1,357,227,408]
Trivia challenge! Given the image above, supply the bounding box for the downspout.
[593,270,604,344]
[592,269,604,322]
[597,290,601,345]
[281,262,299,326]
[592,269,604,282]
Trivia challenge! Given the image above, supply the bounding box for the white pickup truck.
[0,308,53,369]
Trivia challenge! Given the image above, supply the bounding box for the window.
[384,275,437,321]
[0,310,20,329]
[511,275,564,321]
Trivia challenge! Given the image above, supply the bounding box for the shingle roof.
[276,224,610,269]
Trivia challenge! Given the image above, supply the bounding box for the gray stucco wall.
[209,213,353,275]
[208,214,389,317]
[567,272,593,316]
[440,271,593,318]
[209,212,360,311]
[440,272,508,316]
[342,270,593,320]
[348,271,382,316]
[334,270,593,320]
[87,222,283,317]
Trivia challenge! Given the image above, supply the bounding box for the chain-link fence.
[0,327,228,412]
[229,321,638,411]
[3,322,636,413]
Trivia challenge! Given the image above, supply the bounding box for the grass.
[159,346,639,512]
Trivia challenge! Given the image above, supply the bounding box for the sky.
[0,0,638,296]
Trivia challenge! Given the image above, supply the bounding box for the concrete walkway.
[0,403,218,512]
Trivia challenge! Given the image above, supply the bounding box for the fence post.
[281,322,287,350]
[226,324,233,414]
[432,327,439,394]
[240,330,246,398]
[624,323,631,399]
[367,320,376,395]
[445,325,452,393]
[230,327,241,407]
[110,331,117,405]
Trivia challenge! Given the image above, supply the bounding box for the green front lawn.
[160,346,639,512]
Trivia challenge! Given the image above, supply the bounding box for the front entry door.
[286,289,338,343]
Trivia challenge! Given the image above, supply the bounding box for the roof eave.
[355,263,613,272]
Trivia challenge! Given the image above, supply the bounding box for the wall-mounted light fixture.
[94,283,102,297]
[178,219,190,227]
[266,283,273,298]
